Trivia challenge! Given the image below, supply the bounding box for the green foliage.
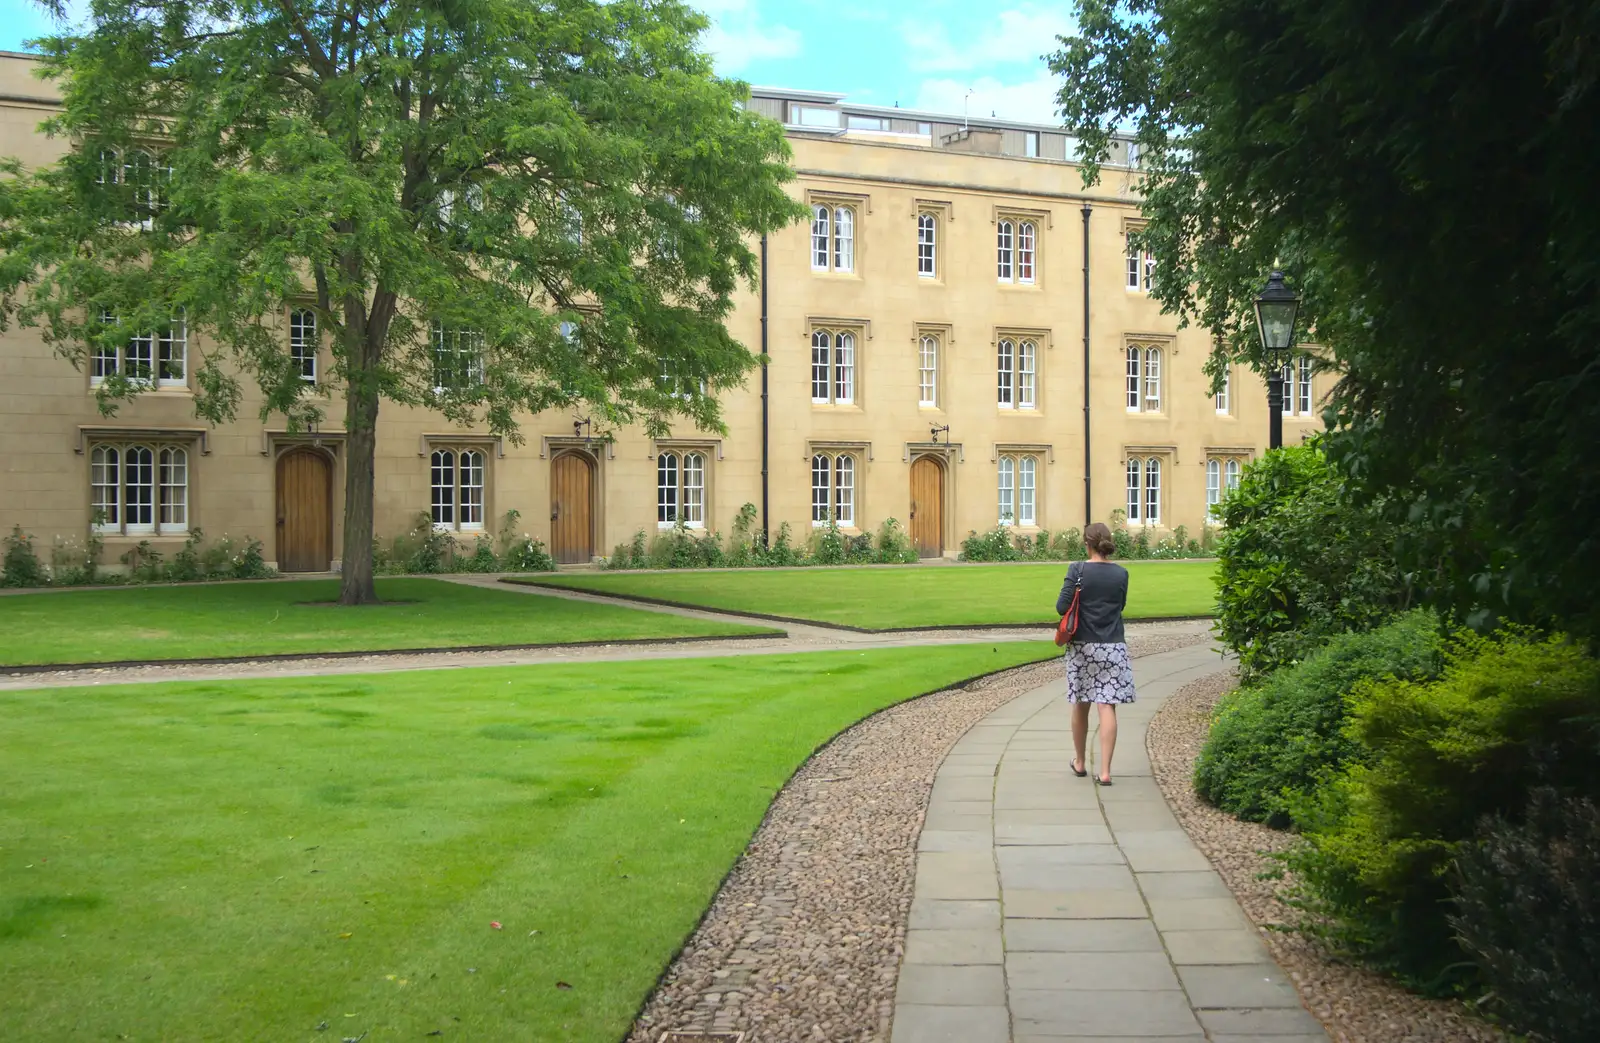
[0,0,807,601]
[498,512,556,573]
[1049,0,1600,644]
[809,522,847,566]
[49,529,105,587]
[960,528,1022,562]
[1195,611,1447,828]
[1451,789,1600,1043]
[1281,631,1600,991]
[2,526,50,588]
[963,515,1206,563]
[1214,445,1413,679]
[602,507,924,571]
[873,518,919,564]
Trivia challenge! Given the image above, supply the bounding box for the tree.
[1048,0,1600,640]
[0,0,805,603]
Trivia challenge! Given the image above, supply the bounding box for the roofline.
[749,85,846,104]
[0,50,43,61]
[747,84,1099,138]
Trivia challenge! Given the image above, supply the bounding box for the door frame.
[273,443,338,573]
[549,448,599,564]
[908,451,950,559]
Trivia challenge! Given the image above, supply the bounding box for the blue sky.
[2,0,1074,125]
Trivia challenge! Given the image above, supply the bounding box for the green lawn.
[0,644,1053,1042]
[0,578,775,667]
[522,560,1218,629]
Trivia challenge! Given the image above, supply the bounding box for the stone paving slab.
[892,643,1330,1043]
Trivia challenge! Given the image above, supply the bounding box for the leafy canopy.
[1049,0,1600,640]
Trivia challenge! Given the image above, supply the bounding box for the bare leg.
[1070,700,1090,774]
[1096,704,1119,782]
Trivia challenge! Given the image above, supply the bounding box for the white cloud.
[693,0,802,75]
[903,7,1075,73]
[912,71,1064,126]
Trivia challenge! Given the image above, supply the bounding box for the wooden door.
[275,448,332,572]
[550,453,594,564]
[909,456,944,558]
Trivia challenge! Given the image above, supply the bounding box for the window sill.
[997,281,1040,291]
[657,522,707,531]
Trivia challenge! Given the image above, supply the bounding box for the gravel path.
[627,629,1210,1043]
[1145,668,1507,1043]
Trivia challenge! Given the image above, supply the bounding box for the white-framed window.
[810,453,857,527]
[1206,459,1222,509]
[89,442,190,534]
[997,219,1037,284]
[430,448,486,531]
[996,338,1039,410]
[1126,230,1155,292]
[656,451,706,529]
[810,328,857,405]
[810,203,855,273]
[91,308,185,387]
[918,334,939,407]
[432,322,485,393]
[998,454,1038,526]
[1126,344,1163,413]
[1125,455,1162,525]
[97,146,171,227]
[438,183,484,230]
[1215,365,1230,414]
[1297,355,1313,415]
[917,212,937,278]
[289,308,317,383]
[1225,457,1242,492]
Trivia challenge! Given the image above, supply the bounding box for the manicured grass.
[524,560,1218,629]
[0,578,775,667]
[0,644,1053,1041]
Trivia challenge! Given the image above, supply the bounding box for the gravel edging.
[627,629,1209,1043]
[1146,668,1508,1043]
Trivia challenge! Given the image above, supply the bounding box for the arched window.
[811,205,830,269]
[1281,359,1295,415]
[123,445,156,533]
[431,449,456,527]
[682,452,705,527]
[659,451,707,528]
[459,450,485,530]
[1143,347,1162,412]
[1018,456,1036,526]
[833,206,854,271]
[1225,458,1241,491]
[1144,457,1162,525]
[658,452,680,525]
[997,339,1015,407]
[998,456,1016,525]
[159,447,188,528]
[1297,355,1314,415]
[996,220,1014,281]
[1126,347,1142,410]
[431,447,487,530]
[834,455,855,526]
[811,454,831,525]
[91,445,120,529]
[158,310,186,386]
[1017,340,1037,408]
[918,335,938,407]
[290,308,318,383]
[917,213,937,277]
[811,329,832,402]
[1125,458,1141,522]
[1215,366,1230,413]
[1017,221,1036,283]
[1206,459,1222,508]
[834,331,855,404]
[89,442,190,534]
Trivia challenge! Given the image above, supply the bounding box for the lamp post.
[1253,270,1301,450]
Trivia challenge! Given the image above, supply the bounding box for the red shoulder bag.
[1055,564,1083,647]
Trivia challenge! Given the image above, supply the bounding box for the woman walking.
[1056,522,1135,785]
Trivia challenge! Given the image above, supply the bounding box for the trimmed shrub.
[1281,630,1600,992]
[1195,610,1447,828]
[1214,443,1414,680]
[1451,788,1600,1043]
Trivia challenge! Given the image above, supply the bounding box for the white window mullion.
[1018,457,1036,526]
[811,331,831,403]
[1126,458,1141,522]
[833,206,854,271]
[1018,340,1037,409]
[1126,347,1141,411]
[811,205,830,270]
[811,454,830,526]
[998,456,1015,525]
[834,455,855,526]
[431,449,455,528]
[996,221,1013,282]
[683,453,705,527]
[997,339,1015,408]
[835,332,855,404]
[919,335,938,407]
[459,450,485,530]
[1144,347,1162,412]
[1206,459,1221,508]
[917,213,936,278]
[1145,457,1161,525]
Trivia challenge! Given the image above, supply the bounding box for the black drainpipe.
[1081,204,1092,530]
[760,233,770,547]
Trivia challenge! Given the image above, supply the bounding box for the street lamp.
[1253,270,1300,450]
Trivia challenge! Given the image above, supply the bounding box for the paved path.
[892,643,1330,1043]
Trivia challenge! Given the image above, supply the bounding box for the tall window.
[89,442,189,534]
[1126,231,1155,291]
[92,309,185,387]
[997,220,1037,284]
[1126,345,1162,413]
[1297,355,1314,415]
[1125,456,1162,525]
[811,203,855,273]
[1215,366,1230,414]
[290,308,317,383]
[97,146,171,227]
[430,448,486,531]
[432,323,485,392]
[657,451,706,528]
[810,329,856,405]
[918,334,939,407]
[998,455,1037,526]
[1225,458,1242,492]
[917,213,937,278]
[810,453,856,527]
[1206,459,1222,509]
[997,339,1038,410]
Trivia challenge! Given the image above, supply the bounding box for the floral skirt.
[1064,641,1137,704]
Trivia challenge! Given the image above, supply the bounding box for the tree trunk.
[337,378,381,605]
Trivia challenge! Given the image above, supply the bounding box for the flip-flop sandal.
[1070,759,1088,778]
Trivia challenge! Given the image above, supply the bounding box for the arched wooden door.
[275,447,333,572]
[550,452,595,564]
[909,455,945,558]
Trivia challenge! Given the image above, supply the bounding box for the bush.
[1,526,50,588]
[873,517,919,564]
[1214,443,1415,680]
[1451,789,1600,1043]
[50,530,103,586]
[1195,610,1448,828]
[1281,630,1600,992]
[960,527,1021,562]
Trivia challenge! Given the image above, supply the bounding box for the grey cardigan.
[1056,561,1129,645]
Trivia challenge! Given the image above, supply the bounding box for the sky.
[1,0,1074,126]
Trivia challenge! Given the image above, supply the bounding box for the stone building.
[0,55,1324,571]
